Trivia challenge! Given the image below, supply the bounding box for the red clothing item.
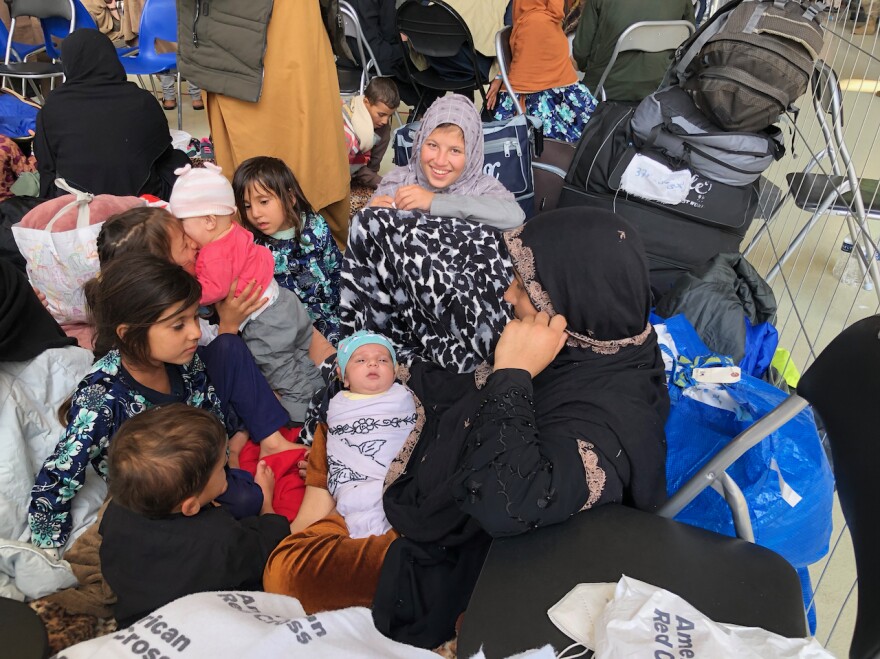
[239,436,307,523]
[195,223,275,305]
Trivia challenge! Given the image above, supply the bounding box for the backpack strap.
[670,0,747,84]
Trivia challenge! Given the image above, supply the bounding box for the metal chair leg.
[176,71,182,131]
[765,193,842,282]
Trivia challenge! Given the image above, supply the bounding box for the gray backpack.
[669,0,826,132]
[631,86,784,186]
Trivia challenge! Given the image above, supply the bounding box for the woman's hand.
[369,195,396,208]
[486,77,504,110]
[395,185,435,212]
[216,279,268,334]
[493,312,568,378]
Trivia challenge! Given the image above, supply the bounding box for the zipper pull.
[504,141,511,158]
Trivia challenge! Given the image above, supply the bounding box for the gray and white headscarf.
[374,94,514,199]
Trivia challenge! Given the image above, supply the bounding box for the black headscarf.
[0,259,76,361]
[33,29,174,198]
[501,208,669,511]
[387,208,669,536]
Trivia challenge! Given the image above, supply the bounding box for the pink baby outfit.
[195,223,275,305]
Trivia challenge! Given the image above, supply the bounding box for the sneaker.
[199,137,214,161]
[185,138,200,159]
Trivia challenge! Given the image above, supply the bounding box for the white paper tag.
[692,366,742,384]
[620,154,691,205]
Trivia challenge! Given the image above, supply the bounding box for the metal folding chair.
[593,20,695,102]
[396,0,488,118]
[494,25,522,115]
[337,0,374,98]
[0,0,73,102]
[460,315,880,658]
[744,60,880,300]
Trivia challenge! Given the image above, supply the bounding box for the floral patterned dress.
[28,350,224,549]
[493,82,597,143]
[255,212,343,345]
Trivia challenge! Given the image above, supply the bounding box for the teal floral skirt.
[493,82,597,143]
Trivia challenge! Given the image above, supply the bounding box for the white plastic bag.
[593,576,832,659]
[11,181,101,324]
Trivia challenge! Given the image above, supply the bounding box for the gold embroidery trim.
[383,389,425,492]
[474,361,493,389]
[577,440,606,510]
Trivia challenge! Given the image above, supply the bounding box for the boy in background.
[343,77,400,189]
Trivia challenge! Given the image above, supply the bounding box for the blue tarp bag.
[660,313,834,570]
[0,90,38,139]
[393,114,542,217]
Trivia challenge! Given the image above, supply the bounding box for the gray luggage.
[631,86,784,186]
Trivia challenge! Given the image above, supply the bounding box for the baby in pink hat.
[170,163,323,424]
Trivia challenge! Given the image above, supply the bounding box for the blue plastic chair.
[117,0,180,128]
[41,0,136,60]
[0,18,44,62]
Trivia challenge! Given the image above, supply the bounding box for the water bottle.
[832,236,880,288]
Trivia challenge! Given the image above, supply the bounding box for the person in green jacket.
[572,0,695,102]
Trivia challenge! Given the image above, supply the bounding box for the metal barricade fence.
[732,2,879,654]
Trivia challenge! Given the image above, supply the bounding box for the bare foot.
[254,460,276,515]
[259,431,303,459]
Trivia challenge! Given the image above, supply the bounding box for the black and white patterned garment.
[341,208,514,373]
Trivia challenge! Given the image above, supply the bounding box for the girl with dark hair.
[232,157,342,345]
[96,206,266,339]
[95,206,325,456]
[28,256,288,551]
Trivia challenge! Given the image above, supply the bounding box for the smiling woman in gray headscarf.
[369,94,524,229]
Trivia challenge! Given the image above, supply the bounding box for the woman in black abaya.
[34,29,188,199]
[375,208,671,647]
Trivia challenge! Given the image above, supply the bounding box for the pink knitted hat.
[169,163,236,219]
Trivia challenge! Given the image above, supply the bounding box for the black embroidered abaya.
[374,208,670,648]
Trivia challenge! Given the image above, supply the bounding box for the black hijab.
[34,29,173,198]
[0,259,76,361]
[501,208,669,511]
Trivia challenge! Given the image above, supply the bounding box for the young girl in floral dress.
[28,256,282,551]
[232,157,343,345]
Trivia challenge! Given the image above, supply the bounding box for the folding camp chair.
[743,60,880,300]
[593,20,695,102]
[396,0,488,118]
[460,315,880,659]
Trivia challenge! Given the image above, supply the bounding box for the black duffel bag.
[560,101,762,291]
